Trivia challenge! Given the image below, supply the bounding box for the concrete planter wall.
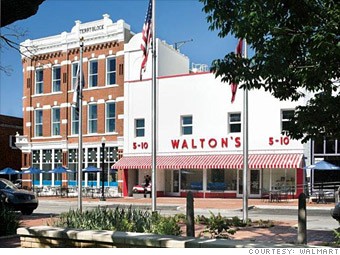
[17,226,303,248]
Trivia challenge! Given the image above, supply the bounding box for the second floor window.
[52,108,60,136]
[35,109,43,137]
[181,115,193,135]
[281,109,294,133]
[89,60,98,87]
[35,68,43,94]
[135,119,145,137]
[88,104,97,133]
[106,102,116,132]
[52,66,61,92]
[229,113,241,133]
[71,107,79,135]
[72,62,79,90]
[106,57,116,85]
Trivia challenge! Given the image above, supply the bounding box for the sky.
[0,0,238,118]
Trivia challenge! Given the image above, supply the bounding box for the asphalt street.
[33,199,338,231]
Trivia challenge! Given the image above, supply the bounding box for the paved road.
[33,199,338,231]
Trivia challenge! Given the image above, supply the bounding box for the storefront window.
[285,170,296,193]
[207,169,226,191]
[68,149,78,186]
[262,168,270,192]
[314,138,324,154]
[54,149,63,185]
[42,149,52,185]
[326,138,336,154]
[32,150,41,188]
[180,169,202,190]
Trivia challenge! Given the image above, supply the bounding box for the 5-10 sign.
[133,142,149,150]
[269,136,290,146]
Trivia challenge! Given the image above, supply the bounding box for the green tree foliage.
[199,0,339,142]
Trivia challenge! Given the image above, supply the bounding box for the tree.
[1,0,45,27]
[199,0,340,142]
[0,0,45,74]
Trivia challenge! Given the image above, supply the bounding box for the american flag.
[140,0,152,80]
[231,39,243,103]
[72,64,84,112]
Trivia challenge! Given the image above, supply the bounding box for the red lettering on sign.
[191,139,197,149]
[171,139,180,149]
[235,137,241,148]
[208,138,217,148]
[182,140,188,149]
[199,138,205,148]
[221,138,228,148]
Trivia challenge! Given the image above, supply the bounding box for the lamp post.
[100,137,106,201]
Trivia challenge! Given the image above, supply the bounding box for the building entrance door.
[237,169,261,198]
[164,170,180,196]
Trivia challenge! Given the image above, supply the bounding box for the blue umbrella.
[48,166,73,174]
[22,167,43,191]
[0,167,20,181]
[82,166,102,173]
[304,160,340,170]
[22,167,43,174]
[0,167,20,175]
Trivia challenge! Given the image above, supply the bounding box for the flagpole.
[151,0,157,212]
[242,39,249,223]
[77,38,84,212]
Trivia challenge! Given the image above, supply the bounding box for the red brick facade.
[0,115,23,172]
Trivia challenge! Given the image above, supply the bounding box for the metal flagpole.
[242,39,249,223]
[77,38,84,212]
[151,0,157,212]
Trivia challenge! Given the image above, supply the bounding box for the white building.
[113,33,310,198]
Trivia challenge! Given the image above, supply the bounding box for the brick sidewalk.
[1,197,337,248]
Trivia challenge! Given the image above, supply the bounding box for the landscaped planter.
[17,226,304,248]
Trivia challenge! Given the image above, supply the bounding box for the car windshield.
[0,179,18,190]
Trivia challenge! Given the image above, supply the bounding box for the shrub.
[198,211,237,239]
[51,206,182,236]
[0,201,21,236]
[334,227,340,246]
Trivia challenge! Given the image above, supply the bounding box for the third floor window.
[106,57,116,85]
[89,60,98,87]
[52,66,61,92]
[35,68,43,94]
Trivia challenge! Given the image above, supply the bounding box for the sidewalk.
[1,197,338,248]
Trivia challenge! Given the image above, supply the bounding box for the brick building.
[0,114,23,172]
[16,15,132,189]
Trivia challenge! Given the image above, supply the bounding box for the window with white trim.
[88,104,97,133]
[106,57,116,85]
[35,109,43,137]
[229,113,241,133]
[135,119,145,137]
[35,68,43,94]
[71,62,79,90]
[106,102,116,133]
[71,107,79,135]
[52,65,61,92]
[181,115,193,135]
[52,107,60,136]
[281,109,294,133]
[88,60,98,87]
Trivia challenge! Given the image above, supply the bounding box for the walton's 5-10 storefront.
[113,34,309,198]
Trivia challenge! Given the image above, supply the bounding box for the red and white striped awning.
[112,153,303,170]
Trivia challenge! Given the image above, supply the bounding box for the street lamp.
[100,137,106,201]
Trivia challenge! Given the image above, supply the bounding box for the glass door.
[164,170,180,196]
[238,169,261,197]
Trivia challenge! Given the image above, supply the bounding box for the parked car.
[14,179,22,189]
[132,183,151,194]
[0,178,38,215]
[331,202,340,223]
